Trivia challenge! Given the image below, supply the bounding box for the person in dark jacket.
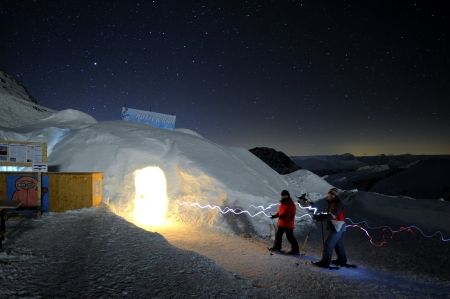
[269,190,299,255]
[314,188,347,267]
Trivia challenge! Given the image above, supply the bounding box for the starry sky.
[1,1,449,155]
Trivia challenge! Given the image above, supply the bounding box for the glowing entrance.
[133,166,168,226]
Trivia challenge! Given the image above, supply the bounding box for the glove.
[298,198,309,204]
[313,213,329,221]
[270,214,277,219]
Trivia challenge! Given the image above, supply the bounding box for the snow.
[284,169,334,196]
[1,91,450,297]
[1,207,450,298]
[0,71,54,128]
[0,208,260,298]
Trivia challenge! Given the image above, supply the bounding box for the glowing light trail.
[345,224,387,247]
[176,201,450,246]
[346,218,450,244]
[177,202,315,220]
[176,201,273,218]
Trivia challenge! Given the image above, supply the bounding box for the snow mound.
[284,169,333,197]
[174,128,204,138]
[13,109,97,132]
[40,119,332,235]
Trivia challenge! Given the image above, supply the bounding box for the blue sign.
[121,107,176,129]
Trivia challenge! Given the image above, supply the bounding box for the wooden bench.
[0,200,21,250]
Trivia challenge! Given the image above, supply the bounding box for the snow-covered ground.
[1,76,450,297]
[1,207,449,298]
[0,208,260,298]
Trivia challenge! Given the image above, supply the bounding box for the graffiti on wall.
[7,175,49,211]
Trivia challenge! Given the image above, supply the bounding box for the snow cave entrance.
[133,166,169,226]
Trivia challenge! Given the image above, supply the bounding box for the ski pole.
[321,220,325,245]
[300,231,310,256]
[271,217,276,233]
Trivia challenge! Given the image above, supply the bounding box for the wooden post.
[37,172,42,216]
[0,209,5,250]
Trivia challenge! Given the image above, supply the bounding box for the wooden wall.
[0,172,102,212]
[49,172,103,212]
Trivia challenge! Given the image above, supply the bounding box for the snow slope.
[0,70,54,128]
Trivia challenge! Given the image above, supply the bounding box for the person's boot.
[287,250,299,255]
[312,260,330,268]
[331,259,347,266]
[268,247,281,252]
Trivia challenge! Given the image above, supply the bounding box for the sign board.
[0,141,47,167]
[121,107,176,129]
[32,163,48,172]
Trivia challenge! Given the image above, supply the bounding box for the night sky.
[1,1,449,155]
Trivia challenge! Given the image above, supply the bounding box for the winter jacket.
[327,198,346,232]
[275,197,296,229]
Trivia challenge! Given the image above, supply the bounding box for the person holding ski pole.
[269,190,299,255]
[313,187,348,268]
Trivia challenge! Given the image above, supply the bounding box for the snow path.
[0,208,260,298]
[1,207,449,298]
[163,227,450,298]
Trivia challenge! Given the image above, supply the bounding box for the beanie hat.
[281,190,290,197]
[328,188,339,197]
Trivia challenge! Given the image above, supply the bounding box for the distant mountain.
[0,69,54,128]
[370,158,450,201]
[249,147,301,174]
[324,164,395,191]
[292,154,450,200]
[356,154,421,169]
[292,154,366,176]
[0,70,36,103]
